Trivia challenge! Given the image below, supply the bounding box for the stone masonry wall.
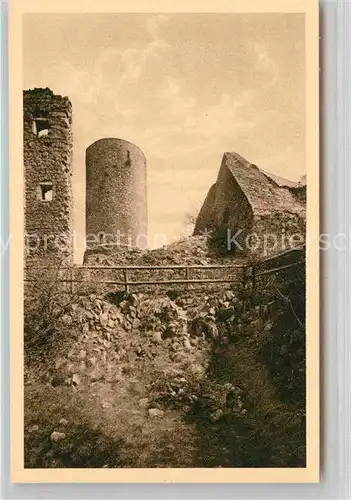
[251,213,306,257]
[194,154,254,253]
[212,156,254,241]
[194,184,217,234]
[24,88,73,266]
[194,152,306,257]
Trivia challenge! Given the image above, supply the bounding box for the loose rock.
[138,398,149,408]
[102,401,112,409]
[210,409,224,422]
[217,307,235,321]
[148,408,164,419]
[184,338,192,351]
[152,331,163,343]
[61,314,73,326]
[50,431,66,442]
[28,424,39,433]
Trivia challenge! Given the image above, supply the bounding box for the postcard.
[9,0,319,483]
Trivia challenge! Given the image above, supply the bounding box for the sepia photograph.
[9,0,319,483]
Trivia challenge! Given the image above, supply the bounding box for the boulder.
[216,307,235,321]
[138,398,149,408]
[101,401,112,409]
[148,408,164,419]
[50,431,66,442]
[152,331,163,343]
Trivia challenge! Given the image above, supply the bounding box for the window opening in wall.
[32,119,49,137]
[38,182,53,201]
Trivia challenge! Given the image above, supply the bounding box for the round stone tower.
[85,138,148,250]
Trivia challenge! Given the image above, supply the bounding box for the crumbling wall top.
[23,88,72,125]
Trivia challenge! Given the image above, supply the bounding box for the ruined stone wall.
[289,185,307,205]
[194,152,306,257]
[224,152,305,217]
[251,213,306,257]
[194,154,254,252]
[194,184,217,234]
[85,138,148,251]
[23,88,73,266]
[212,157,254,239]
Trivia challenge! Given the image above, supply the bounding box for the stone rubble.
[148,408,164,419]
[46,285,281,420]
[50,431,66,442]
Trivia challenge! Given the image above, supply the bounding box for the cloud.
[146,15,169,38]
[24,14,305,252]
[38,62,90,100]
[34,18,279,156]
[251,41,279,87]
[91,14,170,88]
[36,14,171,105]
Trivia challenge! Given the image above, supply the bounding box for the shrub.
[257,265,306,406]
[24,260,74,362]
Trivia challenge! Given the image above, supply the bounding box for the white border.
[1,0,350,497]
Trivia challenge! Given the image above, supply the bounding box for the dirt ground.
[24,284,305,468]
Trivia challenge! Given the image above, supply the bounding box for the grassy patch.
[192,340,306,467]
[24,384,127,468]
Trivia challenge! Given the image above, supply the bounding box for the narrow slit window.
[38,182,53,201]
[32,119,49,137]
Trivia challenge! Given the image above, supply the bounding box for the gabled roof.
[222,152,305,216]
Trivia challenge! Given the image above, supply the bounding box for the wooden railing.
[24,246,306,293]
[249,245,306,288]
[25,263,246,293]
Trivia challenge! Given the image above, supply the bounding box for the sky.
[23,13,305,254]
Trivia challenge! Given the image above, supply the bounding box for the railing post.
[123,268,130,294]
[185,267,190,289]
[243,265,250,287]
[244,264,256,298]
[252,265,256,292]
[70,267,73,295]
